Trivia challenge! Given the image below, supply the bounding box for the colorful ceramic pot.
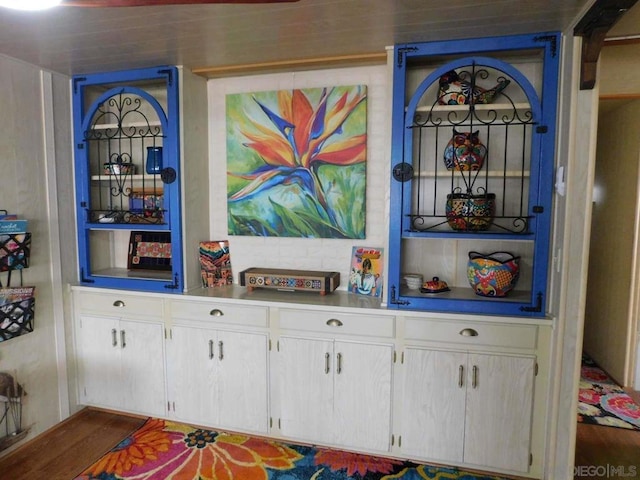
[443,130,487,171]
[446,192,495,231]
[467,251,520,297]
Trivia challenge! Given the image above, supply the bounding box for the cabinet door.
[167,325,218,426]
[399,347,466,463]
[278,336,334,444]
[119,319,167,417]
[76,314,122,410]
[464,354,535,472]
[217,330,269,433]
[333,341,393,452]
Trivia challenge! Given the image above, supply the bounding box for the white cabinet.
[399,348,534,472]
[75,313,166,417]
[396,317,538,474]
[166,299,269,434]
[275,309,394,452]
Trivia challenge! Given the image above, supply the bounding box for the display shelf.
[74,66,209,293]
[388,33,560,316]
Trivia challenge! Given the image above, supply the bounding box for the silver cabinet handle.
[218,341,224,360]
[210,309,223,317]
[113,300,125,308]
[458,365,464,388]
[120,330,126,349]
[111,328,118,347]
[326,318,343,327]
[337,353,342,374]
[459,328,478,337]
[209,340,214,359]
[472,365,478,388]
[324,352,330,374]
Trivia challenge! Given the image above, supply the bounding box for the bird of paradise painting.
[226,85,367,238]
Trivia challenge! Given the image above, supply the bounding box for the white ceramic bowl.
[403,273,423,290]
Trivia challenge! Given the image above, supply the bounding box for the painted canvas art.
[349,246,383,298]
[226,85,367,238]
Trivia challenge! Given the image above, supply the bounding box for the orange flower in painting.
[84,418,171,477]
[313,448,403,477]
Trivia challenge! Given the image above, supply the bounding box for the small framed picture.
[348,246,384,298]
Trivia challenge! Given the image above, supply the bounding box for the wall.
[582,100,640,384]
[207,66,390,293]
[600,43,640,96]
[0,54,69,454]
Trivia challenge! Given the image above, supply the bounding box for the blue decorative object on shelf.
[146,146,163,174]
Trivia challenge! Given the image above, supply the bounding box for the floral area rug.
[73,418,513,480]
[578,354,640,430]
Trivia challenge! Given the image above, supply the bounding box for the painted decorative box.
[239,268,340,295]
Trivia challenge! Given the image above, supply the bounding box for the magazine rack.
[0,214,35,342]
[0,295,35,342]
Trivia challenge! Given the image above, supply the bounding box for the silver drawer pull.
[210,309,224,317]
[459,328,478,337]
[113,300,125,308]
[326,318,343,327]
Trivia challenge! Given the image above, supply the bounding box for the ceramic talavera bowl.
[446,192,496,231]
[467,251,520,297]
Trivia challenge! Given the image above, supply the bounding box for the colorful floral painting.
[74,418,512,480]
[226,86,367,238]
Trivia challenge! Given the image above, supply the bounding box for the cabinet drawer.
[405,317,537,350]
[279,309,394,338]
[169,300,268,328]
[76,291,163,318]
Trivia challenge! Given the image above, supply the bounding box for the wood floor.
[0,408,146,480]
[0,406,638,480]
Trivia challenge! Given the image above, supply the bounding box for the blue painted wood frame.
[72,66,183,292]
[388,32,560,316]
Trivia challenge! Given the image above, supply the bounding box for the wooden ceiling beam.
[574,0,638,89]
[191,52,388,79]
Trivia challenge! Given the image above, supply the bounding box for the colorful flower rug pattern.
[73,418,514,480]
[577,354,640,430]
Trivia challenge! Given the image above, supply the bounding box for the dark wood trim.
[573,0,638,90]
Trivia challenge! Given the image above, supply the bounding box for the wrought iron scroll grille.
[84,91,166,225]
[405,65,535,234]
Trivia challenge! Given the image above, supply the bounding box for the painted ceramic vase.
[445,192,495,231]
[443,130,487,171]
[467,251,520,297]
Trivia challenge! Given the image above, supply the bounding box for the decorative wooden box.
[239,268,340,295]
